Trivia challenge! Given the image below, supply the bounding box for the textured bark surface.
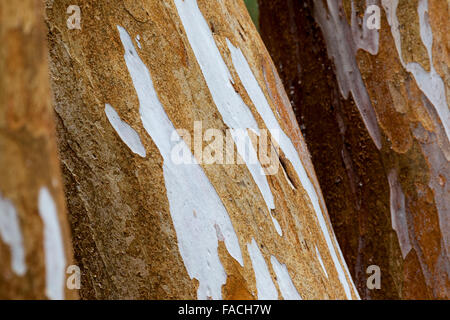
[259,0,449,299]
[46,0,359,299]
[0,0,76,299]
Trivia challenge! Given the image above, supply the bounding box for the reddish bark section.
[259,0,448,299]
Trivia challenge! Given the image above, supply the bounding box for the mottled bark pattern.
[46,0,358,299]
[0,0,76,299]
[259,0,449,299]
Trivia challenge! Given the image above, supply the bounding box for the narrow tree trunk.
[46,0,358,299]
[0,0,76,299]
[259,0,449,299]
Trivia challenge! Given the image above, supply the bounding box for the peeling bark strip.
[259,0,449,299]
[46,0,358,299]
[0,0,76,299]
[117,24,244,300]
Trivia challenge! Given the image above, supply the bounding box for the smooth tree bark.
[0,0,77,299]
[46,0,359,299]
[259,0,449,299]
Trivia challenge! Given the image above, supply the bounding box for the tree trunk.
[259,0,449,299]
[45,0,358,299]
[0,0,76,299]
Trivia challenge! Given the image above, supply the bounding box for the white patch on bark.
[228,40,355,298]
[412,125,450,285]
[314,0,382,150]
[0,193,26,276]
[247,239,278,299]
[383,0,449,266]
[382,0,449,143]
[174,0,357,298]
[117,25,243,300]
[105,103,146,158]
[174,0,282,236]
[270,256,302,300]
[38,187,66,300]
[270,214,282,236]
[387,170,412,258]
[315,246,329,278]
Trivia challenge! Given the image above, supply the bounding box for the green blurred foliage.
[244,0,260,31]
